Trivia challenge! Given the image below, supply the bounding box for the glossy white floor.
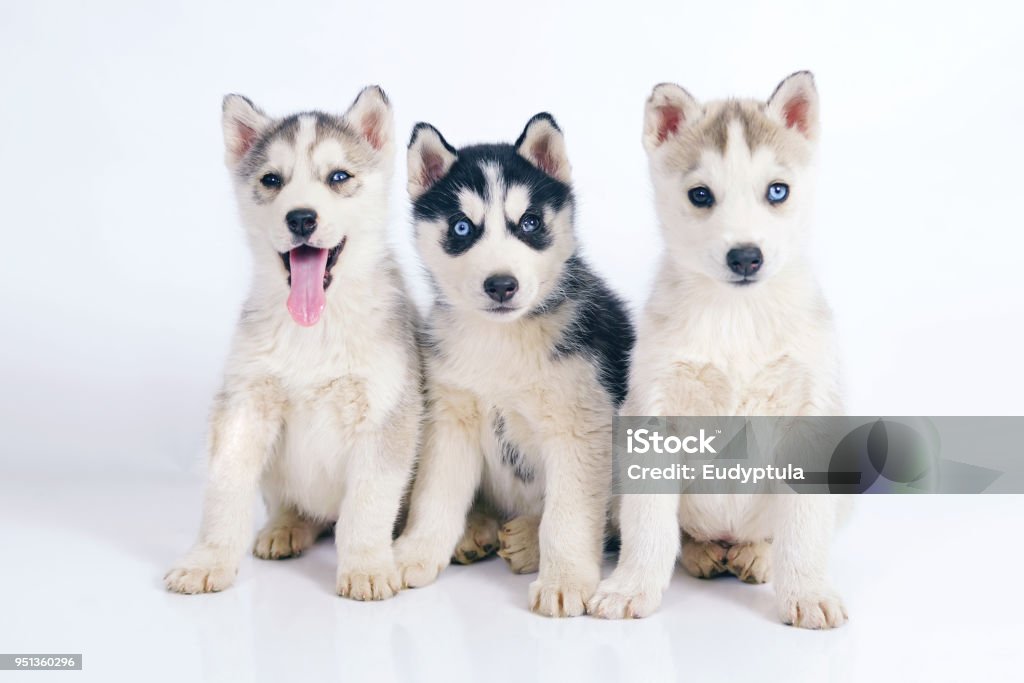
[1,471,1020,682]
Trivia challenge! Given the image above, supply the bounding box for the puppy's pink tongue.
[286,246,329,326]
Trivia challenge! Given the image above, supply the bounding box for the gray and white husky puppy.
[393,114,634,617]
[589,73,849,628]
[165,87,421,601]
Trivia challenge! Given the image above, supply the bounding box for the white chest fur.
[223,273,416,519]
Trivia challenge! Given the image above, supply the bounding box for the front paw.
[529,576,597,618]
[777,588,848,629]
[588,577,663,619]
[164,546,238,594]
[336,561,401,601]
[393,536,449,589]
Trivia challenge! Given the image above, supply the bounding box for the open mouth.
[281,240,345,288]
[279,238,346,327]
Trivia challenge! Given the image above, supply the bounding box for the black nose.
[726,246,763,277]
[483,275,519,303]
[286,208,318,238]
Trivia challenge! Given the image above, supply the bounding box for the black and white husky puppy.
[393,114,634,617]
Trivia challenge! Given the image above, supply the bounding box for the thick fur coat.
[165,88,422,601]
[589,73,850,629]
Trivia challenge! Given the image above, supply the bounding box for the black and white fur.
[164,87,421,601]
[393,114,634,617]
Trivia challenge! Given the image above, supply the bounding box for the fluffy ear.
[222,94,270,166]
[343,85,393,151]
[767,71,819,140]
[515,113,572,184]
[407,123,458,198]
[643,83,702,153]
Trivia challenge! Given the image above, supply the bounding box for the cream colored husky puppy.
[164,87,421,601]
[589,73,849,629]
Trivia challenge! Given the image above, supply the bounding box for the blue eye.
[452,219,472,237]
[260,173,282,188]
[520,214,541,233]
[767,182,789,204]
[688,186,714,208]
[328,170,350,184]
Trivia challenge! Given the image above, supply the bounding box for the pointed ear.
[407,123,457,199]
[515,113,571,184]
[343,85,393,151]
[767,71,819,140]
[222,94,270,167]
[643,83,702,153]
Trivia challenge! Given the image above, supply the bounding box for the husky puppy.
[164,87,421,601]
[589,73,849,628]
[392,114,634,617]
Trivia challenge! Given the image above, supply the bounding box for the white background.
[1,1,1022,681]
